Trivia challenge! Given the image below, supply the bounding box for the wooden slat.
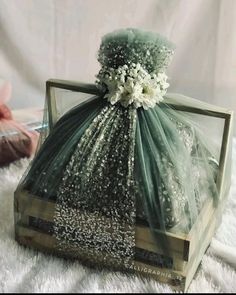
[186,181,229,264]
[16,224,56,251]
[46,82,57,130]
[15,190,188,261]
[46,80,101,95]
[165,104,231,118]
[15,223,187,291]
[15,187,227,262]
[14,184,230,292]
[14,189,228,292]
[187,197,214,259]
[15,213,220,293]
[186,112,233,260]
[216,112,234,199]
[164,93,232,117]
[136,238,185,263]
[184,203,221,291]
[15,190,55,222]
[183,184,229,291]
[46,81,232,118]
[15,190,188,245]
[136,225,188,261]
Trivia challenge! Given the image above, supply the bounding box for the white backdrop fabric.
[0,0,236,118]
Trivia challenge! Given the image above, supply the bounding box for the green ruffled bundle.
[98,28,176,74]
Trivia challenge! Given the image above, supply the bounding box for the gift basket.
[0,80,39,166]
[14,29,233,291]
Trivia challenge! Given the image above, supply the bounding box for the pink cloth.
[0,81,39,166]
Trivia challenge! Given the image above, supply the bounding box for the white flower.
[96,63,169,109]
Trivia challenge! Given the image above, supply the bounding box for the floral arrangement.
[96,63,169,110]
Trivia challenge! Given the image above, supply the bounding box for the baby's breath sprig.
[96,63,169,109]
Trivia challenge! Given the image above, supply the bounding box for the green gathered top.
[97,28,176,74]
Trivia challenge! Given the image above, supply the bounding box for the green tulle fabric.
[21,95,218,264]
[24,96,106,200]
[20,28,219,269]
[98,28,175,74]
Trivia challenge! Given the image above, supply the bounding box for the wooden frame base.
[14,188,228,292]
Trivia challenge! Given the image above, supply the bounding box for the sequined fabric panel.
[54,104,137,270]
[98,41,174,75]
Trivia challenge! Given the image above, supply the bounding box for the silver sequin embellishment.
[54,104,137,270]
